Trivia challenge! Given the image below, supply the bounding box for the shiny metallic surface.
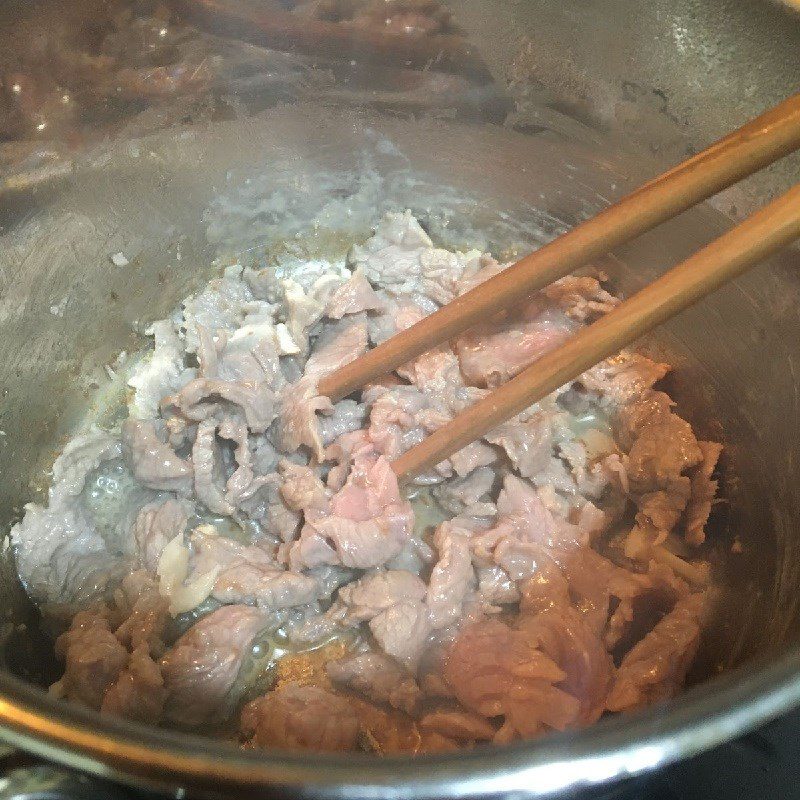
[1,1,799,796]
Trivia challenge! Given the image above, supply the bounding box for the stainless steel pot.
[1,1,800,797]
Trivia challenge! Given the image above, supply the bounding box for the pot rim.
[0,644,798,799]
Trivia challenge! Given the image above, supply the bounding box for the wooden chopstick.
[391,182,800,481]
[317,92,800,404]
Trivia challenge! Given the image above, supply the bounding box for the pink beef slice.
[364,383,434,461]
[112,571,170,656]
[540,274,620,321]
[160,605,269,726]
[432,466,496,517]
[606,591,709,712]
[172,377,276,433]
[52,572,170,721]
[684,441,723,546]
[557,548,654,641]
[487,543,613,725]
[317,400,368,448]
[635,481,692,534]
[328,570,431,669]
[443,617,581,740]
[369,599,431,671]
[454,296,577,388]
[418,709,497,741]
[480,473,587,555]
[620,391,703,494]
[362,358,495,481]
[426,522,476,630]
[191,418,236,516]
[304,317,369,382]
[278,461,330,512]
[626,413,702,492]
[516,604,613,725]
[332,570,428,624]
[526,539,686,664]
[53,609,129,710]
[291,456,414,570]
[580,353,671,409]
[189,528,320,609]
[101,645,166,724]
[133,498,191,572]
[326,652,422,715]
[484,410,560,480]
[325,268,383,318]
[122,419,193,493]
[278,378,334,461]
[277,318,369,461]
[603,562,692,654]
[241,683,360,752]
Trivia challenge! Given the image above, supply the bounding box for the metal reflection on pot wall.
[3,0,799,213]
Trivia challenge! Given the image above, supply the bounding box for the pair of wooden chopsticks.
[317,92,800,482]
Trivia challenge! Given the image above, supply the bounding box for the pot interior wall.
[0,105,798,701]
